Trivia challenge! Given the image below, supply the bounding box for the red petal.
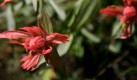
[0,0,12,6]
[20,52,32,62]
[25,55,38,70]
[21,60,30,69]
[42,46,52,55]
[31,55,41,71]
[49,33,69,44]
[0,30,31,39]
[100,5,124,18]
[20,26,47,37]
[28,36,45,52]
[20,54,41,71]
[8,40,24,45]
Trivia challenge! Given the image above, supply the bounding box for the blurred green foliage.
[0,0,137,80]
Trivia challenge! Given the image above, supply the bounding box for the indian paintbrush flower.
[0,26,69,71]
[100,0,137,39]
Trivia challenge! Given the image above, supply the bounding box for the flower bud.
[123,6,136,18]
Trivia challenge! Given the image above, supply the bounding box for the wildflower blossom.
[0,26,69,71]
[100,0,137,39]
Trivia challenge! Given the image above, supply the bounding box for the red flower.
[100,5,124,18]
[100,0,137,39]
[0,0,12,6]
[0,26,69,71]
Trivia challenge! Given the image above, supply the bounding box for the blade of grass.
[6,4,16,30]
[76,0,99,32]
[38,0,53,34]
[81,28,101,43]
[68,0,83,27]
[48,0,66,21]
[32,0,38,11]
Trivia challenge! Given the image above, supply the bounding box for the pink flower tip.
[123,6,136,18]
[0,0,13,6]
[100,6,124,18]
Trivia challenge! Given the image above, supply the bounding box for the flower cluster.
[0,0,12,6]
[100,0,137,39]
[0,26,69,71]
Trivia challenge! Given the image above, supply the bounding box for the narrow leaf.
[76,0,99,31]
[68,0,83,27]
[111,20,122,38]
[81,28,101,43]
[57,34,73,56]
[6,4,16,30]
[38,10,53,34]
[32,0,38,11]
[48,0,66,21]
[108,41,121,53]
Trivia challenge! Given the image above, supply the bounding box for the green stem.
[37,0,53,34]
[44,47,67,79]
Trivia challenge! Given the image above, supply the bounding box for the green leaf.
[76,0,99,31]
[6,4,16,30]
[37,0,53,34]
[38,10,53,34]
[68,0,83,27]
[37,56,45,67]
[111,20,122,38]
[57,34,73,56]
[32,0,38,11]
[108,41,121,53]
[48,0,66,21]
[42,68,56,80]
[25,0,32,5]
[73,36,84,58]
[81,28,101,43]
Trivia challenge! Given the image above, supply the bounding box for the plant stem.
[44,47,67,79]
